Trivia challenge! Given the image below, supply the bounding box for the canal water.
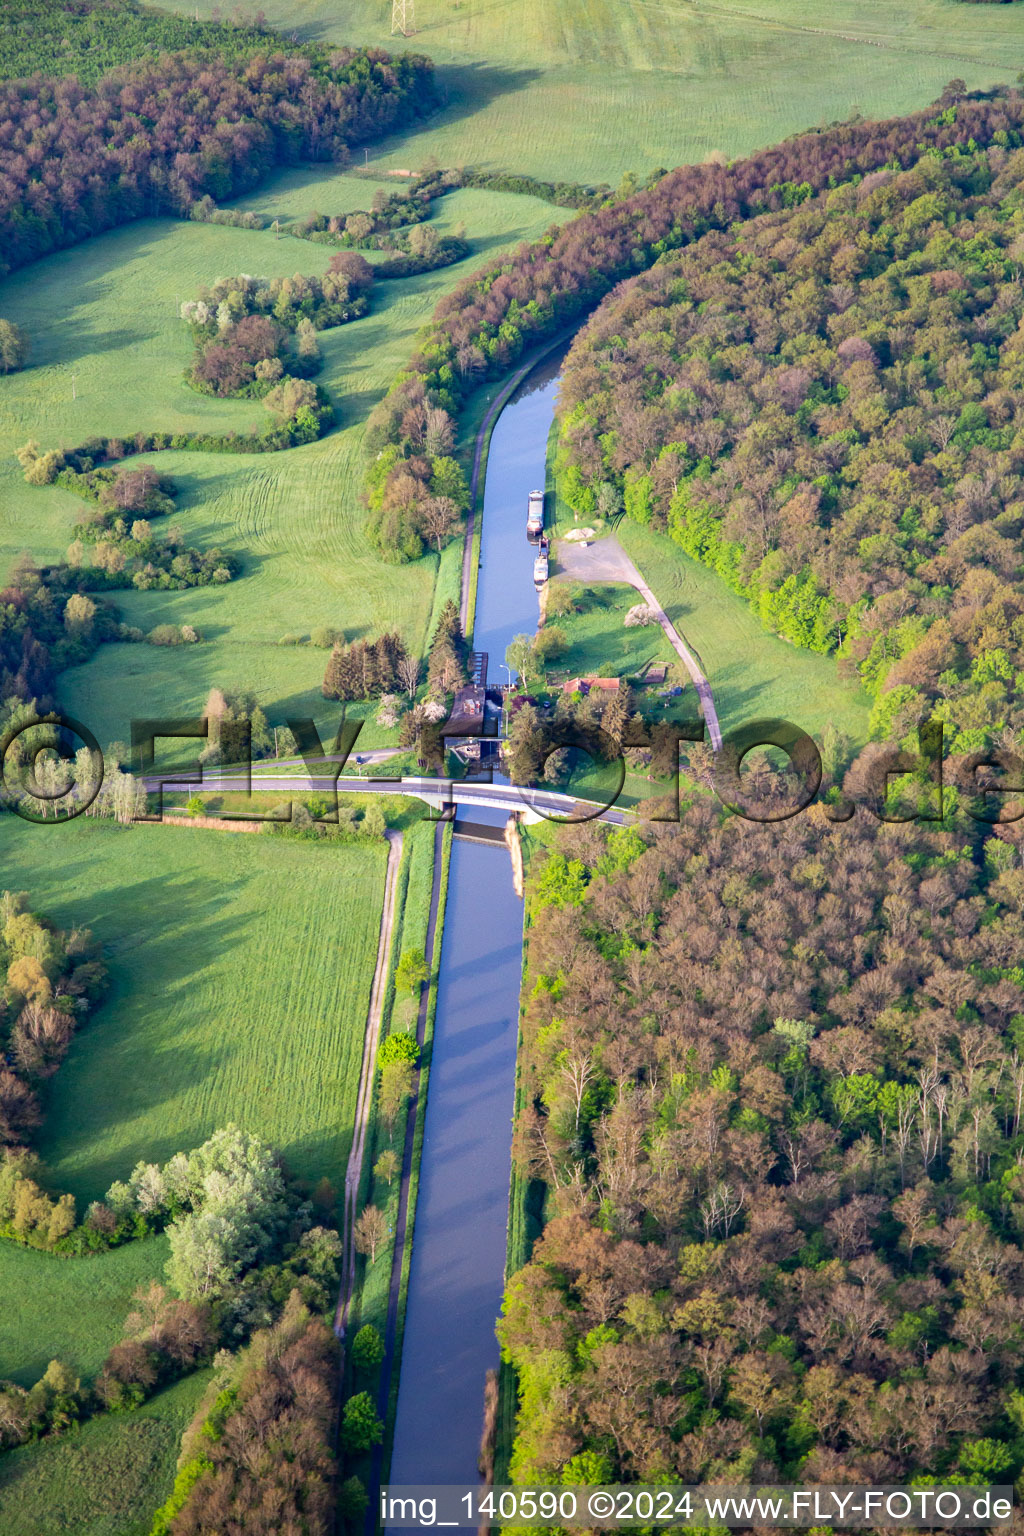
[472,362,561,677]
[386,363,561,1489]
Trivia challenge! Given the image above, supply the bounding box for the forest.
[363,85,1024,562]
[556,145,1024,756]
[501,808,1024,1489]
[0,0,282,86]
[0,891,106,1167]
[0,11,436,279]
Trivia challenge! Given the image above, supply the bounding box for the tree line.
[500,805,1024,1492]
[150,1291,344,1536]
[361,83,1024,559]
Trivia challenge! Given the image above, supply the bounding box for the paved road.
[155,770,629,824]
[555,531,723,750]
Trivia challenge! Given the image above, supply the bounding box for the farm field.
[0,1368,212,1536]
[0,173,569,749]
[164,0,1024,184]
[0,1236,170,1388]
[0,816,387,1206]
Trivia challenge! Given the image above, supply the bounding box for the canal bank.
[382,362,563,1503]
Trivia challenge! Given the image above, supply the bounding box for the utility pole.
[71,373,77,400]
[391,0,414,36]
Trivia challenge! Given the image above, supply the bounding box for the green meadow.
[166,0,1024,185]
[0,816,387,1206]
[544,580,681,685]
[546,442,872,749]
[0,1369,211,1536]
[0,1236,171,1388]
[615,520,873,748]
[0,175,569,748]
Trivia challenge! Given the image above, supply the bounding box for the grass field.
[0,816,387,1206]
[615,520,873,748]
[0,175,569,748]
[0,1368,212,1536]
[164,0,1024,185]
[544,580,681,686]
[542,419,872,751]
[0,1236,170,1388]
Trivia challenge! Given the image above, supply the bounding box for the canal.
[386,362,561,1489]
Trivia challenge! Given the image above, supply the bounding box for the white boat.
[526,489,544,539]
[533,537,549,589]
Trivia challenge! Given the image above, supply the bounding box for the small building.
[643,666,667,686]
[562,676,621,695]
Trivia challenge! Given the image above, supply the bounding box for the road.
[153,769,630,825]
[555,531,723,750]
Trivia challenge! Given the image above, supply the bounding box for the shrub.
[377,1030,419,1068]
[310,625,343,648]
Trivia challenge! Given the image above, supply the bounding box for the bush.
[310,625,343,648]
[377,1030,419,1068]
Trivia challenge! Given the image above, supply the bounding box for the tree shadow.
[352,60,544,158]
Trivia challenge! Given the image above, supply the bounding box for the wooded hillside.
[502,813,1024,1488]
[557,145,1024,752]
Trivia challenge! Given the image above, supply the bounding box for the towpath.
[334,827,404,1341]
